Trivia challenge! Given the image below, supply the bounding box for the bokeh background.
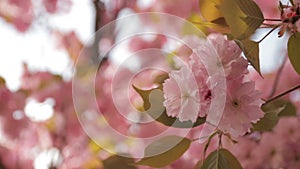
[0,0,297,169]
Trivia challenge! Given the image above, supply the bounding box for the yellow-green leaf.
[201,149,243,169]
[0,76,5,86]
[103,155,137,169]
[188,14,230,34]
[186,14,209,34]
[236,39,261,75]
[219,0,264,40]
[136,136,191,168]
[199,0,223,21]
[288,33,300,75]
[133,85,206,128]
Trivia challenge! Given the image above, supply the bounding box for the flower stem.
[200,131,219,165]
[265,84,300,104]
[218,133,223,149]
[264,18,283,22]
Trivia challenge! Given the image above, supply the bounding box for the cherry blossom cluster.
[163,34,264,138]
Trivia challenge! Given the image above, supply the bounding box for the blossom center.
[232,99,240,108]
[182,92,191,100]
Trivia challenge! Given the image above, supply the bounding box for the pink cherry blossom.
[188,53,211,117]
[164,34,263,138]
[184,34,257,138]
[218,79,264,138]
[199,33,247,79]
[163,65,201,123]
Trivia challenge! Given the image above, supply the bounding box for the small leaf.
[103,155,137,169]
[236,40,261,75]
[136,135,191,168]
[219,0,264,39]
[288,32,300,75]
[201,149,243,169]
[133,85,206,128]
[252,101,286,131]
[199,0,223,21]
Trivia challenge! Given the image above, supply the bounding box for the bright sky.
[0,0,94,91]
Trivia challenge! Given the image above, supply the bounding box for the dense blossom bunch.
[163,34,264,138]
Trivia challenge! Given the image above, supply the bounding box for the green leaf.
[235,40,261,75]
[288,33,300,75]
[136,135,191,168]
[252,110,280,132]
[263,99,297,117]
[201,149,243,169]
[278,100,297,117]
[252,101,286,131]
[199,0,223,22]
[133,85,206,128]
[218,0,264,40]
[103,155,137,169]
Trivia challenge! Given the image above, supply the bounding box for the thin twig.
[265,84,300,104]
[200,131,219,166]
[268,55,288,98]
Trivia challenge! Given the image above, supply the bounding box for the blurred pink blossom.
[0,0,34,32]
